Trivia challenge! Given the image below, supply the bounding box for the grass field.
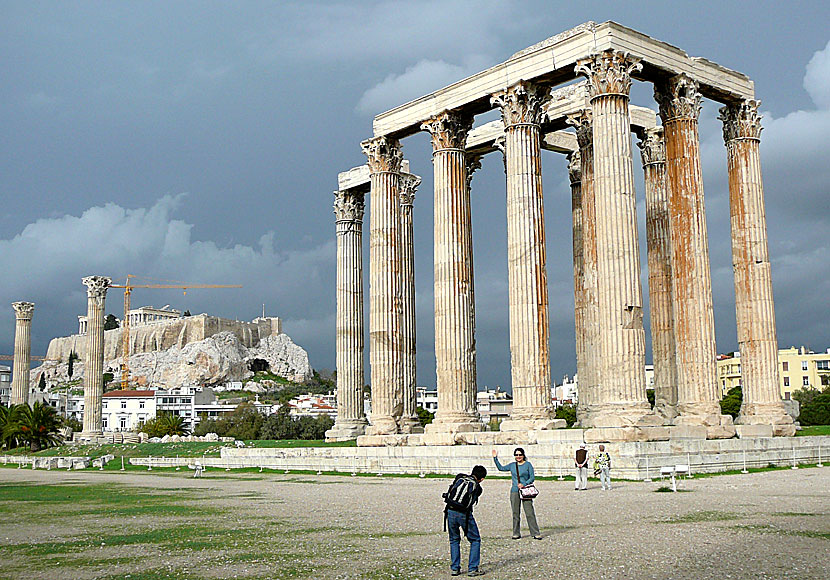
[797,425,830,436]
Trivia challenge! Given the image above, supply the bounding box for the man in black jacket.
[445,465,487,576]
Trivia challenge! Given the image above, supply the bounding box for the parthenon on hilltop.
[326,21,796,446]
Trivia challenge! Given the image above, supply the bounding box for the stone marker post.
[719,100,795,437]
[577,51,655,428]
[421,110,481,435]
[491,81,555,430]
[655,74,734,437]
[81,276,111,436]
[10,302,34,406]
[326,190,369,441]
[638,127,679,422]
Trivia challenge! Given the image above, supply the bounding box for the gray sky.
[2,1,829,390]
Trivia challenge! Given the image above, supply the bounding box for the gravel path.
[2,466,829,579]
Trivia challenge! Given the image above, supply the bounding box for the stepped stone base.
[500,419,566,432]
[736,424,773,438]
[325,424,367,442]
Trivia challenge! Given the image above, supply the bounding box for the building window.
[121,401,127,409]
[120,417,127,430]
[784,392,791,400]
[802,360,808,371]
[817,360,830,371]
[803,376,810,386]
[102,417,108,429]
[784,376,790,387]
[139,401,145,409]
[782,361,789,372]
[103,401,108,409]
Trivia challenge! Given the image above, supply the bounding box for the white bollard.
[687,452,693,478]
[644,456,652,482]
[817,445,823,468]
[148,456,152,471]
[671,472,677,492]
[791,446,799,469]
[741,449,748,474]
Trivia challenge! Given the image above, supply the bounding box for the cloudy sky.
[2,1,829,390]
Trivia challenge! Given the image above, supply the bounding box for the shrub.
[555,403,577,428]
[798,388,830,426]
[416,406,434,427]
[720,386,742,418]
[259,407,333,440]
[140,412,189,437]
[193,403,264,439]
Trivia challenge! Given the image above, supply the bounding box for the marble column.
[567,110,598,426]
[576,50,655,428]
[362,136,404,436]
[10,302,34,406]
[638,127,679,422]
[82,275,111,436]
[398,174,423,433]
[655,74,733,436]
[719,100,795,436]
[325,190,369,441]
[491,81,555,430]
[421,110,481,433]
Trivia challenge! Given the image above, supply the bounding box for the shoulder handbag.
[515,462,539,501]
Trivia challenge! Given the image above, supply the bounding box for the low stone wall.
[1,455,92,469]
[214,436,830,480]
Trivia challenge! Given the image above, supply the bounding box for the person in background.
[574,443,589,490]
[595,444,612,490]
[492,447,542,540]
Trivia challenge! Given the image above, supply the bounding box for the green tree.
[103,314,120,330]
[646,388,655,408]
[37,374,47,392]
[416,406,434,426]
[68,351,79,379]
[720,386,743,418]
[193,403,263,439]
[0,405,19,449]
[798,387,830,426]
[140,412,189,437]
[8,402,64,451]
[555,403,577,427]
[792,387,821,409]
[258,407,296,439]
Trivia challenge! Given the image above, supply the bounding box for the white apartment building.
[415,387,438,413]
[286,393,336,418]
[102,390,156,432]
[0,365,10,406]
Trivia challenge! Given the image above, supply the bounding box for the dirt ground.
[1,466,828,579]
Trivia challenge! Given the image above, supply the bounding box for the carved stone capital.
[567,151,582,185]
[490,80,549,127]
[82,276,111,300]
[421,110,473,151]
[654,74,702,122]
[575,50,641,98]
[399,174,421,206]
[12,301,34,321]
[360,136,403,174]
[465,154,483,192]
[333,190,366,222]
[566,109,593,150]
[493,137,507,174]
[718,99,763,142]
[637,127,666,165]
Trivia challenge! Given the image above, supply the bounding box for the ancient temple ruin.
[330,22,795,445]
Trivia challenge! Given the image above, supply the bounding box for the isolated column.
[576,51,653,427]
[491,81,554,429]
[82,275,111,436]
[398,173,423,433]
[326,190,368,441]
[655,75,731,434]
[421,110,480,433]
[362,136,404,436]
[638,127,679,422]
[567,110,599,426]
[10,302,34,406]
[719,100,795,436]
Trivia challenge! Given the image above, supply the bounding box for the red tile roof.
[102,390,155,398]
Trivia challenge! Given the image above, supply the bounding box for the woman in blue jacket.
[492,447,542,539]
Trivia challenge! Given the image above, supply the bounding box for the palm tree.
[12,402,64,451]
[158,412,188,436]
[0,405,19,450]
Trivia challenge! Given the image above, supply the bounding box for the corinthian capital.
[12,301,34,321]
[333,190,366,222]
[637,127,666,166]
[654,74,702,122]
[421,110,473,151]
[575,50,641,98]
[82,276,111,300]
[566,109,593,150]
[465,154,483,192]
[361,136,403,173]
[567,151,582,185]
[490,80,549,127]
[718,99,763,143]
[399,174,421,206]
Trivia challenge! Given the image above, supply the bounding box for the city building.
[155,386,217,432]
[285,393,336,418]
[717,347,830,401]
[476,388,513,425]
[0,365,10,406]
[102,390,156,432]
[415,387,438,414]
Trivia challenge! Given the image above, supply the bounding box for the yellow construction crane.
[109,275,242,390]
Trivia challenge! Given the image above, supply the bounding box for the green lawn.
[796,425,830,436]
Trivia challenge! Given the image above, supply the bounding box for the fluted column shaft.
[719,100,793,433]
[567,111,598,425]
[327,190,368,440]
[362,137,404,435]
[568,153,585,410]
[492,81,553,425]
[398,174,422,432]
[577,51,651,426]
[82,276,110,435]
[655,75,722,421]
[421,111,480,431]
[10,302,34,406]
[638,128,679,421]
